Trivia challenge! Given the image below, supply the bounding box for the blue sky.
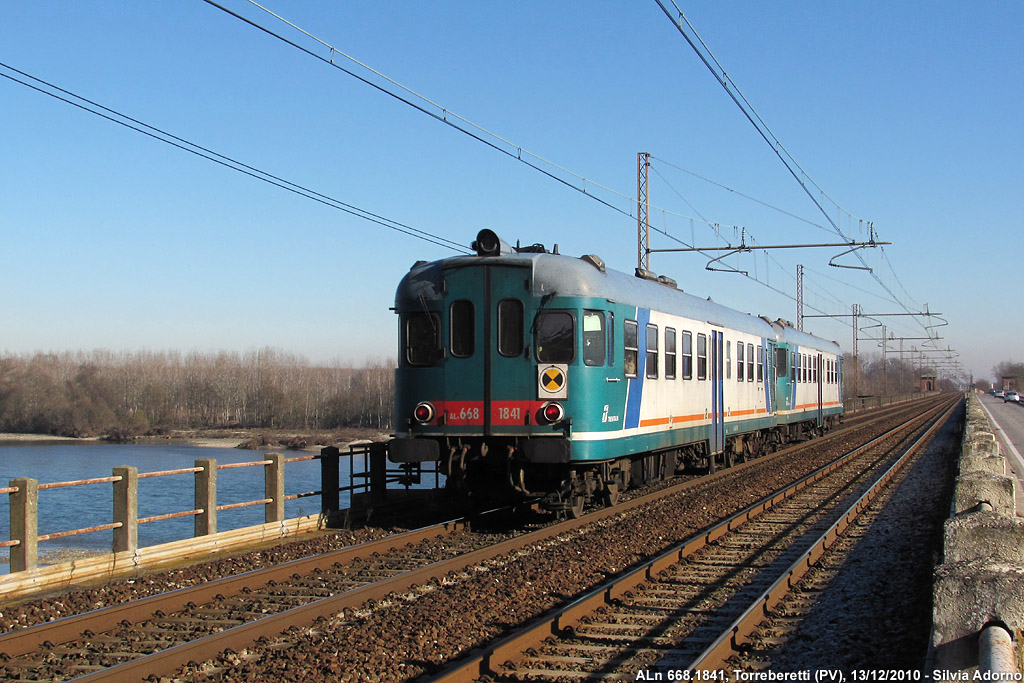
[2,1,1020,383]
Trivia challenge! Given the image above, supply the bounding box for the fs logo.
[601,405,620,423]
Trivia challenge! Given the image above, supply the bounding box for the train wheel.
[568,494,586,519]
[724,450,735,469]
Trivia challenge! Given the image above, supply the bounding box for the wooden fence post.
[9,477,38,572]
[195,458,217,537]
[265,453,285,523]
[112,466,138,554]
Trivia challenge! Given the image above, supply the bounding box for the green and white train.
[389,230,843,515]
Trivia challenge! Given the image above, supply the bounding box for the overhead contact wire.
[0,61,468,253]
[202,0,634,220]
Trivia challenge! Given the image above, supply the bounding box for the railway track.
[432,396,960,681]
[0,396,957,682]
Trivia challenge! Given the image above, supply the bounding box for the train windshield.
[535,311,575,363]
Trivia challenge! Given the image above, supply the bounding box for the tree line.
[848,353,957,397]
[0,349,394,438]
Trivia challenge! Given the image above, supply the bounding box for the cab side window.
[583,310,606,366]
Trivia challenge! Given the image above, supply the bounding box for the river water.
[0,441,353,573]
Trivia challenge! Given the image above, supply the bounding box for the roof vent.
[657,275,678,289]
[581,254,606,272]
[635,268,659,282]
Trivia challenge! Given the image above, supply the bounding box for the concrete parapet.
[931,394,1023,674]
[932,558,1024,672]
[964,435,1000,458]
[960,454,1006,476]
[953,471,1017,516]
[943,511,1024,563]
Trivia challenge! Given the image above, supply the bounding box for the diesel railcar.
[389,230,843,515]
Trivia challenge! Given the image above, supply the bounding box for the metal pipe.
[979,624,1017,675]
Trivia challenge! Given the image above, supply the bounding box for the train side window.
[646,323,659,379]
[697,333,708,380]
[737,341,745,382]
[726,341,732,380]
[792,352,797,383]
[497,299,524,357]
[450,300,475,358]
[756,345,763,382]
[624,320,638,378]
[406,312,440,366]
[682,331,693,380]
[665,327,677,379]
[583,310,606,366]
[747,343,755,382]
[535,311,575,363]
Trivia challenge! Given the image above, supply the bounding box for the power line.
[651,0,949,355]
[201,0,636,220]
[210,0,873,318]
[0,61,468,254]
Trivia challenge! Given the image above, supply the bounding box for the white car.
[1005,390,1020,403]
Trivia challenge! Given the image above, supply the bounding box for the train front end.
[389,230,595,507]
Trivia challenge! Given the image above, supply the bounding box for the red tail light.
[539,401,565,425]
[413,402,435,424]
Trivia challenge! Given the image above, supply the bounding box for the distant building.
[920,375,937,392]
[1003,376,1018,391]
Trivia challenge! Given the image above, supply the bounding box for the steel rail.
[0,517,467,659]
[427,396,958,682]
[686,396,961,670]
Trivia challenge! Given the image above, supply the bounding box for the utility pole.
[852,304,859,398]
[637,152,650,271]
[796,264,804,331]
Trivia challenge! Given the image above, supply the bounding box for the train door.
[441,263,533,435]
[710,330,725,455]
[774,345,792,413]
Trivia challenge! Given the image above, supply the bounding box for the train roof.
[397,237,841,354]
